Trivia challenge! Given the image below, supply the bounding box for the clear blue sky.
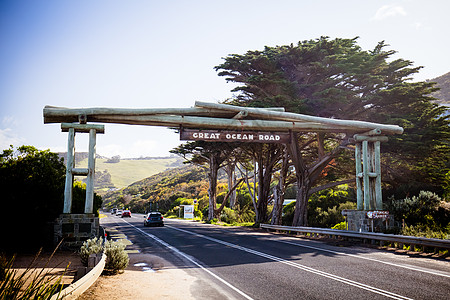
[1,0,449,158]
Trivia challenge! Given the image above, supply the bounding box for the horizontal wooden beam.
[61,123,105,134]
[195,101,404,135]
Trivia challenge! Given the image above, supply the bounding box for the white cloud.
[0,128,26,150]
[372,4,407,21]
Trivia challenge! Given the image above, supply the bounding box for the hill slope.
[429,71,450,105]
[59,153,184,191]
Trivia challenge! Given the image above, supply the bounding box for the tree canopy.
[215,36,449,198]
[0,145,103,251]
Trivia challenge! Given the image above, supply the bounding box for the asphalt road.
[101,214,450,300]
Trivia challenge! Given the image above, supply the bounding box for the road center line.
[122,220,254,300]
[168,225,413,300]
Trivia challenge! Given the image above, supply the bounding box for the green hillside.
[75,157,183,190]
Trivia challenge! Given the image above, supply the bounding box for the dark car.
[144,212,164,227]
[121,210,131,218]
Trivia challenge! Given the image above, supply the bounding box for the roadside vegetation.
[0,249,67,300]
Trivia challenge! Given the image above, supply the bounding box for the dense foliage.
[0,146,66,251]
[0,146,102,251]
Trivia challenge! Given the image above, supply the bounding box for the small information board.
[366,211,389,219]
[184,205,194,219]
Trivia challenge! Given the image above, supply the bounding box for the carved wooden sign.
[180,129,291,144]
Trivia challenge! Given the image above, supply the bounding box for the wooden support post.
[85,129,96,213]
[61,123,104,215]
[355,143,363,210]
[63,128,75,213]
[362,140,370,210]
[374,141,383,210]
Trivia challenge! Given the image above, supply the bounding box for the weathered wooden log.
[53,114,372,132]
[43,105,285,124]
[195,101,404,135]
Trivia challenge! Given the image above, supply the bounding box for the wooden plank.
[61,123,105,134]
[354,135,389,142]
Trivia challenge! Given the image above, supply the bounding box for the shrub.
[104,240,129,273]
[331,221,346,230]
[79,238,129,273]
[385,190,449,231]
[79,237,104,266]
[220,207,238,224]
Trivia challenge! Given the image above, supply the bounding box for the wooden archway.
[44,101,403,214]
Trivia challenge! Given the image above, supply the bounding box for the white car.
[116,210,123,216]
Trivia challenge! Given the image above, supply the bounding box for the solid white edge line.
[168,225,413,300]
[122,219,254,300]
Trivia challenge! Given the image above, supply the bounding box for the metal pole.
[84,129,96,213]
[63,128,75,213]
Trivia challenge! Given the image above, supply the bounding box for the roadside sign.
[184,205,194,219]
[366,211,389,219]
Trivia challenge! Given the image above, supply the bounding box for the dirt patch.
[78,253,198,300]
[8,250,84,289]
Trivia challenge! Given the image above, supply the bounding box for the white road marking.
[275,238,450,278]
[122,220,254,300]
[168,225,413,300]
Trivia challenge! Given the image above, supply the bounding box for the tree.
[171,141,239,220]
[0,146,66,251]
[215,37,449,226]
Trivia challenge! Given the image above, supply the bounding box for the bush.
[401,224,449,240]
[331,221,346,230]
[80,237,104,266]
[79,238,129,273]
[220,207,238,224]
[104,240,129,273]
[385,190,449,231]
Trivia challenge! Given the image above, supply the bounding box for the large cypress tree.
[216,37,449,226]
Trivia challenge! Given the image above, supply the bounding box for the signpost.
[180,128,291,144]
[183,205,194,219]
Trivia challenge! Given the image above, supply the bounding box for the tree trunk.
[288,132,310,227]
[271,147,289,225]
[292,170,310,227]
[225,162,237,208]
[208,156,219,221]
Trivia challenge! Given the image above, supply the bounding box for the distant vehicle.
[116,210,123,216]
[121,210,131,218]
[111,208,117,214]
[144,212,164,227]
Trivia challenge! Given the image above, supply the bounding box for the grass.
[0,248,68,300]
[75,157,180,189]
